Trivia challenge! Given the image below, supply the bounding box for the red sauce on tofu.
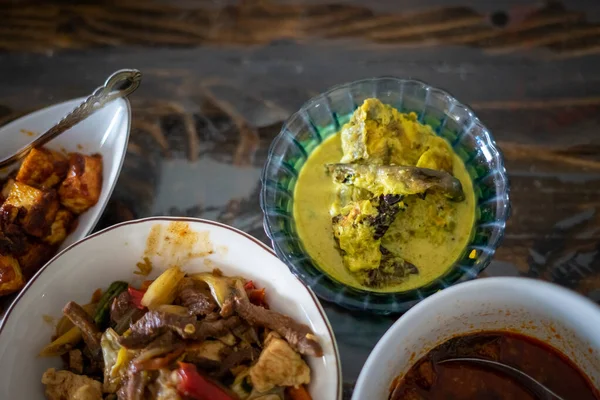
[0,149,103,296]
[390,332,599,400]
[0,261,16,282]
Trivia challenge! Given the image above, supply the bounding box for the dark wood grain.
[1,1,600,397]
[2,0,600,58]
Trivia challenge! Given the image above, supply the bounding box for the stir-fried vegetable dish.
[0,147,103,296]
[294,98,475,291]
[40,266,323,400]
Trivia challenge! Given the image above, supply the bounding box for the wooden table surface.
[2,0,600,397]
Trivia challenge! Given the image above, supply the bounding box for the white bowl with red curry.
[353,277,600,399]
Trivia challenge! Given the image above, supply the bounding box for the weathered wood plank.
[1,1,600,58]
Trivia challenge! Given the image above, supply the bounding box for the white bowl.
[0,217,342,399]
[353,277,600,399]
[0,97,131,249]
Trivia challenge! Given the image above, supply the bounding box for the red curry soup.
[389,331,599,400]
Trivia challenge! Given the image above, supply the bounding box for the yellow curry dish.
[293,98,475,292]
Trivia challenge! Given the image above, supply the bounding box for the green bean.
[93,281,128,329]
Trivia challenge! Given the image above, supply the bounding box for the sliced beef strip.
[68,349,84,374]
[115,308,146,336]
[220,298,235,318]
[215,346,261,378]
[189,316,241,341]
[131,331,185,372]
[63,301,102,358]
[146,330,178,351]
[111,291,145,334]
[204,312,221,322]
[81,347,104,378]
[119,311,241,349]
[117,384,126,400]
[110,291,133,323]
[177,278,216,316]
[231,322,261,346]
[184,355,222,371]
[233,296,323,357]
[118,368,145,400]
[119,311,195,348]
[136,330,180,360]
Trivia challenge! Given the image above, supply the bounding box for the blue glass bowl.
[260,77,510,314]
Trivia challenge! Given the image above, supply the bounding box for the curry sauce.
[293,99,475,292]
[389,332,599,400]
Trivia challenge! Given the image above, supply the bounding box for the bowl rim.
[77,96,132,242]
[351,276,600,399]
[0,216,343,400]
[260,76,511,313]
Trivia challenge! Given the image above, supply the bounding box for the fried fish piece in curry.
[340,98,454,172]
[327,163,464,201]
[328,98,467,287]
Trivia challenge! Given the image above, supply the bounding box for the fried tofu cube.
[18,240,54,279]
[58,153,103,214]
[42,368,103,400]
[0,181,59,237]
[0,254,24,296]
[44,209,75,246]
[249,333,311,392]
[16,148,68,189]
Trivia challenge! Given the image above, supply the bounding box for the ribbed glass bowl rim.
[260,77,510,314]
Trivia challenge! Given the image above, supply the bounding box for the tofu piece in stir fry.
[40,266,323,400]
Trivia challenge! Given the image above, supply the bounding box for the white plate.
[0,97,131,249]
[352,277,600,399]
[0,217,342,400]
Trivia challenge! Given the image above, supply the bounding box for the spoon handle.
[0,69,141,168]
[440,357,565,400]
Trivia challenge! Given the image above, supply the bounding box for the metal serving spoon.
[439,357,566,400]
[0,69,142,169]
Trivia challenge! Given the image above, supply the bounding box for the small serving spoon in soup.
[439,358,565,400]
